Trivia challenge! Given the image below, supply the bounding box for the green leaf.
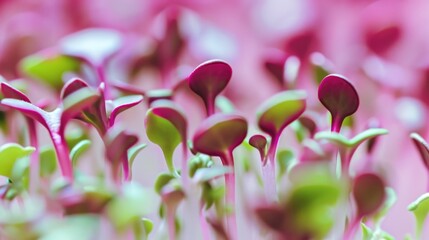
[315,128,388,149]
[128,143,147,169]
[145,110,181,173]
[408,193,429,237]
[285,163,344,239]
[361,222,374,240]
[70,139,91,167]
[106,183,157,231]
[0,143,34,178]
[19,53,81,90]
[188,154,213,178]
[142,218,154,235]
[40,215,100,240]
[39,146,57,177]
[361,222,395,240]
[277,149,296,179]
[257,90,307,137]
[193,166,232,183]
[154,173,176,195]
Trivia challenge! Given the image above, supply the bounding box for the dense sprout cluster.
[2,1,429,240]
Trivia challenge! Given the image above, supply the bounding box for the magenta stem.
[331,116,344,133]
[95,64,111,100]
[51,132,74,181]
[205,96,215,117]
[262,135,279,200]
[27,120,39,193]
[200,207,211,240]
[344,216,360,240]
[167,207,177,240]
[122,156,130,182]
[181,141,189,188]
[222,151,237,240]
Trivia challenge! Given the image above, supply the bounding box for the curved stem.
[122,156,130,181]
[164,149,179,178]
[344,216,360,240]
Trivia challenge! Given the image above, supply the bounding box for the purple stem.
[95,64,111,100]
[122,156,130,182]
[167,207,176,240]
[222,151,237,240]
[344,216,360,240]
[331,116,344,133]
[204,95,215,117]
[262,135,279,200]
[27,120,39,193]
[200,207,211,240]
[181,141,189,188]
[51,132,74,181]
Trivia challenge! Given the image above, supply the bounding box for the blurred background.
[1,0,429,238]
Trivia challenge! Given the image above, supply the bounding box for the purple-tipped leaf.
[249,134,268,162]
[61,78,90,99]
[192,114,247,165]
[188,60,232,116]
[151,100,187,142]
[353,173,386,218]
[257,90,306,165]
[318,74,359,132]
[105,128,139,182]
[1,99,47,128]
[108,95,143,126]
[410,133,429,170]
[61,88,100,130]
[1,82,31,102]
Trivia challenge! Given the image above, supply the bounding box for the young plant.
[188,60,232,117]
[145,100,187,178]
[256,90,306,198]
[318,74,359,133]
[192,113,248,240]
[315,128,388,177]
[346,173,386,239]
[1,81,99,181]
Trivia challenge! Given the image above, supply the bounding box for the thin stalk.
[262,135,279,201]
[166,207,176,240]
[200,207,211,240]
[222,151,237,240]
[95,64,111,100]
[27,120,39,193]
[181,141,189,188]
[164,149,180,178]
[122,156,130,181]
[51,132,74,181]
[205,95,215,117]
[331,116,343,133]
[344,216,360,240]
